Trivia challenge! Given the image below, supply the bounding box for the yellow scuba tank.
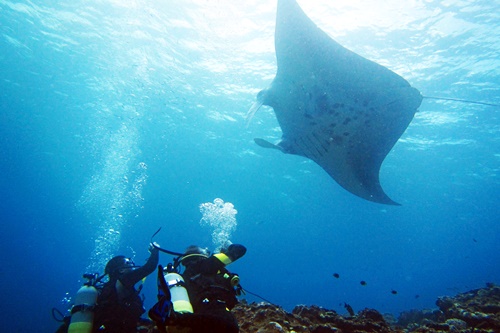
[68,285,98,333]
[164,272,193,313]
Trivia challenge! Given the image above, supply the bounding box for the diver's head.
[180,245,209,267]
[105,255,136,278]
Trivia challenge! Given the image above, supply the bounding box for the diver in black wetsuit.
[150,244,246,333]
[56,243,159,333]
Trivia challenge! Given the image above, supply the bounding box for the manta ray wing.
[250,0,422,205]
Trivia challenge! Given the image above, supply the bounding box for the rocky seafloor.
[232,283,500,333]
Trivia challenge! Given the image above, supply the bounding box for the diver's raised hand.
[149,242,160,253]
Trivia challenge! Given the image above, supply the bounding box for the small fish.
[333,273,340,279]
[473,238,477,242]
[360,281,367,286]
[391,290,398,295]
[415,294,420,299]
[344,303,355,317]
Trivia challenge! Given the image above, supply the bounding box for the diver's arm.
[198,244,246,274]
[121,245,159,287]
[215,244,246,265]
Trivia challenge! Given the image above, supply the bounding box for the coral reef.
[233,302,393,333]
[232,283,500,333]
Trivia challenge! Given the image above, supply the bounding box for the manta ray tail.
[423,96,500,108]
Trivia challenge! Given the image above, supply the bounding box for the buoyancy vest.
[183,267,239,311]
[92,279,145,332]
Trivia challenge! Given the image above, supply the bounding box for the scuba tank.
[68,273,101,333]
[68,285,98,333]
[164,272,193,314]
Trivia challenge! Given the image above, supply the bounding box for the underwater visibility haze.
[0,0,499,332]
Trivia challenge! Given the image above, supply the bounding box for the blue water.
[1,0,499,331]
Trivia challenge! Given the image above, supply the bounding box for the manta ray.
[247,0,423,205]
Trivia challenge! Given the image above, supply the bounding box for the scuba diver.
[56,243,159,333]
[149,243,246,333]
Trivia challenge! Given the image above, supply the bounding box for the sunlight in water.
[77,122,148,273]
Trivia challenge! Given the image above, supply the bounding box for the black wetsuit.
[93,249,158,332]
[56,249,158,333]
